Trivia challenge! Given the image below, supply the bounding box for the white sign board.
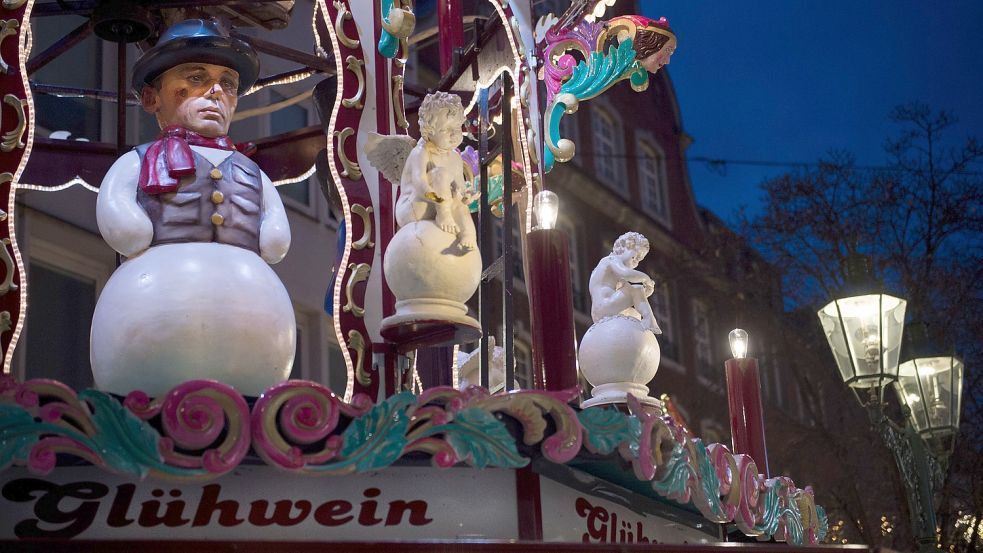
[0,466,518,541]
[539,473,719,545]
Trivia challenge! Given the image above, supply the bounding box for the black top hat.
[131,19,259,95]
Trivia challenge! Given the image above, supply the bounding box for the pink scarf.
[138,126,236,195]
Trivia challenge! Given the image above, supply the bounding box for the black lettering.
[2,478,108,539]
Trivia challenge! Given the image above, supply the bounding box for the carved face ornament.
[142,63,240,137]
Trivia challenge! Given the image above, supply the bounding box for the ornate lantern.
[817,256,907,392]
[894,325,964,455]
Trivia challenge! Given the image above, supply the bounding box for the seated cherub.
[588,231,663,335]
[365,91,477,251]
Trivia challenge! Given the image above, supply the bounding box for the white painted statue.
[90,20,295,397]
[365,92,482,334]
[579,232,663,409]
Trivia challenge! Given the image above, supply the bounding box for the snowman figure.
[90,20,294,397]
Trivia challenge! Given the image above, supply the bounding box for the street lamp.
[895,323,964,458]
[817,256,962,552]
[816,255,906,401]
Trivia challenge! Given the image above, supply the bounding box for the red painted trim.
[515,466,543,541]
[0,1,29,361]
[374,0,399,397]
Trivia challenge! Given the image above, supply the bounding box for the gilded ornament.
[351,203,374,250]
[0,19,18,74]
[0,236,17,295]
[334,127,362,180]
[333,1,360,49]
[342,262,370,318]
[341,55,365,109]
[1,94,26,152]
[348,329,371,386]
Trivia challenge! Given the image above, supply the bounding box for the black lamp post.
[817,256,962,552]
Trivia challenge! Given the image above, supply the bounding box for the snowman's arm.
[96,151,153,257]
[259,171,291,264]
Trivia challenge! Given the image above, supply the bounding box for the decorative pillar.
[526,228,578,391]
[724,350,770,476]
[437,0,463,74]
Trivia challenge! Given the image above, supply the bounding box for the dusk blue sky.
[640,0,983,225]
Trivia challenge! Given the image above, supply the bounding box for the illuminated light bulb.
[533,190,559,230]
[729,328,749,359]
[855,324,881,366]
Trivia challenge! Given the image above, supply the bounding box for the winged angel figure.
[365,92,478,251]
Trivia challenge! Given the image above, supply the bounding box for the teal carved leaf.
[79,389,164,478]
[0,404,40,468]
[339,391,416,472]
[577,407,640,455]
[444,408,527,469]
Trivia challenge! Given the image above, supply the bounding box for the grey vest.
[136,146,263,254]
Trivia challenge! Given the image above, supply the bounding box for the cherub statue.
[579,230,663,409]
[588,231,662,334]
[365,91,477,251]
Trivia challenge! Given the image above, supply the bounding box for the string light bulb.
[729,328,749,359]
[532,190,559,230]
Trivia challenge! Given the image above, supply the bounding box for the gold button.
[211,213,225,226]
[211,191,225,204]
[209,168,223,180]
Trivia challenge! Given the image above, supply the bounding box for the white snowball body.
[90,242,295,397]
[578,314,661,408]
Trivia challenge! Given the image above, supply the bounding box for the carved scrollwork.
[333,0,360,49]
[2,94,26,152]
[0,19,17,74]
[342,55,365,109]
[334,127,362,180]
[351,204,374,250]
[1,0,26,10]
[342,262,370,318]
[348,329,371,386]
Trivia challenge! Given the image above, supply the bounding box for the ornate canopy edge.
[0,376,827,545]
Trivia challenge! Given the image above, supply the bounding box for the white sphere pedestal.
[578,314,662,409]
[380,221,482,346]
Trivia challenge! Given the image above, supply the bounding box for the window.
[270,91,313,207]
[692,299,713,377]
[24,262,97,390]
[33,16,102,140]
[637,139,670,225]
[327,342,347,393]
[650,277,675,359]
[591,106,626,195]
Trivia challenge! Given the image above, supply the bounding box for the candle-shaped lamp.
[527,190,577,390]
[724,329,769,476]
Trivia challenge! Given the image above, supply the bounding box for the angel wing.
[364,132,416,185]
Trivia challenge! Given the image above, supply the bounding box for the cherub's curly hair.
[613,231,649,257]
[419,91,465,139]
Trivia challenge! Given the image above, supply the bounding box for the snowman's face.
[141,63,239,137]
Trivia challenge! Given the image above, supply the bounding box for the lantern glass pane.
[896,357,963,439]
[818,294,906,387]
